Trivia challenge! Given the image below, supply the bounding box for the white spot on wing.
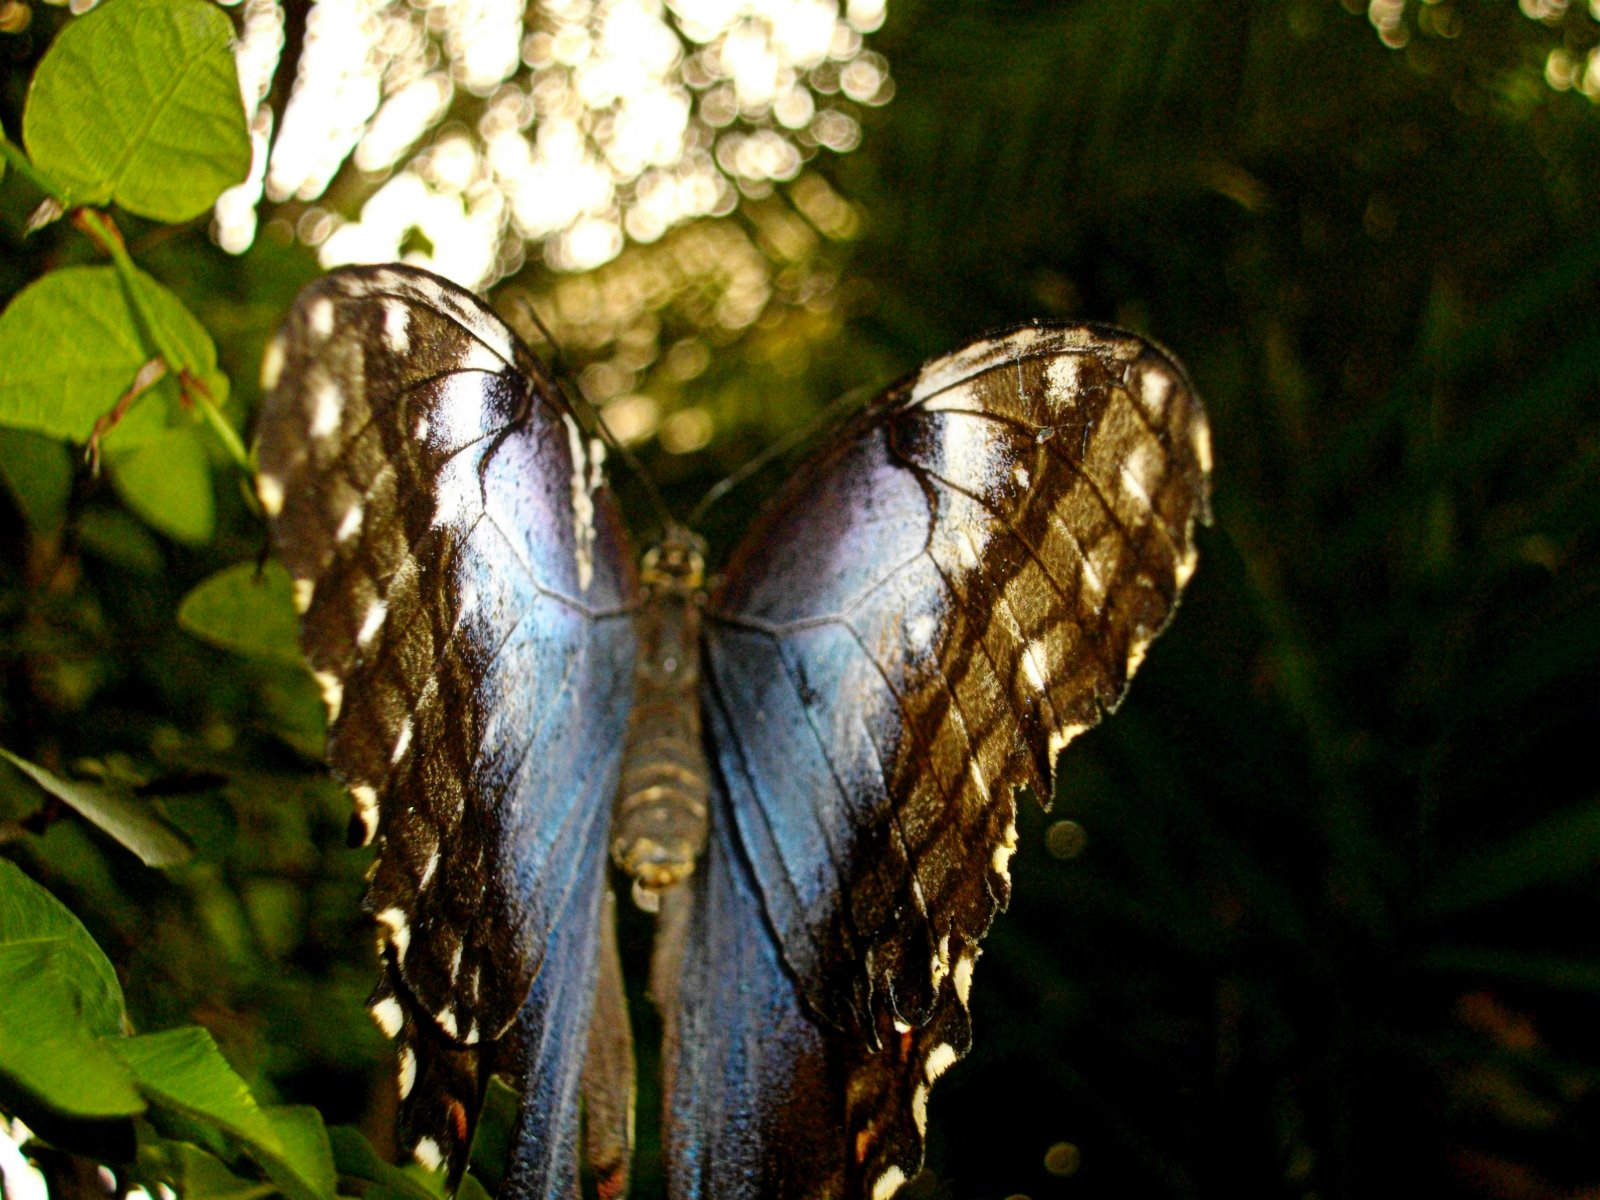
[1126,630,1154,677]
[259,337,286,392]
[382,299,410,353]
[967,758,992,800]
[448,943,463,979]
[351,784,378,844]
[954,952,975,1007]
[314,670,343,723]
[1120,443,1155,510]
[1046,353,1083,396]
[256,473,284,517]
[357,598,387,648]
[1022,638,1049,692]
[925,1042,958,1081]
[991,821,1018,882]
[335,503,363,544]
[376,907,410,962]
[419,848,439,889]
[459,341,504,374]
[464,1020,479,1045]
[908,613,937,649]
[872,1166,908,1200]
[1175,544,1199,588]
[413,1137,442,1173]
[563,414,596,591]
[397,1046,416,1099]
[292,577,314,613]
[1012,462,1030,489]
[1140,366,1172,419]
[912,1083,929,1134]
[437,1006,458,1039]
[415,415,430,441]
[307,297,335,340]
[390,716,413,764]
[893,1018,912,1034]
[370,995,403,1038]
[308,374,341,438]
[1194,419,1213,474]
[1049,721,1090,761]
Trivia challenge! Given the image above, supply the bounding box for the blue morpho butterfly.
[253,264,1211,1200]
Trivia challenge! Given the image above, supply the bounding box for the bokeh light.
[206,0,892,289]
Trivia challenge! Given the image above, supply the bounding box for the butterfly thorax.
[611,530,711,912]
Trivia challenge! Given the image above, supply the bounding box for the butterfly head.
[639,526,708,594]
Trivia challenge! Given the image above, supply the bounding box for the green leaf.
[0,265,225,450]
[0,427,73,535]
[22,0,251,221]
[112,1029,289,1171]
[328,1127,440,1200]
[76,506,164,573]
[108,426,216,544]
[0,747,194,869]
[0,942,144,1118]
[179,561,305,667]
[144,1141,278,1200]
[1422,798,1600,917]
[259,1107,337,1200]
[0,858,126,1036]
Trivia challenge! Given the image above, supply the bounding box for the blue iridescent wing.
[671,323,1212,1197]
[254,265,639,1192]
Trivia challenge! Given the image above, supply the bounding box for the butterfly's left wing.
[255,265,639,1195]
[666,322,1211,1197]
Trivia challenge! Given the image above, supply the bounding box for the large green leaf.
[178,561,305,667]
[0,747,193,868]
[0,265,224,449]
[108,425,216,544]
[259,1107,337,1200]
[113,1030,335,1200]
[0,942,144,1119]
[0,858,126,1036]
[21,0,250,221]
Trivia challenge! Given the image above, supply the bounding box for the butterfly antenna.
[687,383,873,529]
[510,292,679,536]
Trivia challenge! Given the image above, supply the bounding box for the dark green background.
[3,1,1598,1197]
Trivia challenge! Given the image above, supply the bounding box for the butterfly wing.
[255,265,639,1191]
[668,322,1212,1196]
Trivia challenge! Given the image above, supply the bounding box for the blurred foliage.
[0,1,1597,1199]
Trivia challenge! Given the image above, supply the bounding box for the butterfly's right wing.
[255,265,639,1194]
[665,323,1210,1197]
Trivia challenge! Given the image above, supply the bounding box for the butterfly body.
[254,264,1211,1199]
[614,534,712,905]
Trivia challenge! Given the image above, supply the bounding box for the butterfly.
[253,263,1211,1199]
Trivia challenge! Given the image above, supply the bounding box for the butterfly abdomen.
[612,536,712,907]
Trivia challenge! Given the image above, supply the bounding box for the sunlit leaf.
[108,426,216,545]
[0,747,193,869]
[0,942,144,1118]
[21,0,250,221]
[179,561,304,667]
[111,1029,309,1193]
[0,858,126,1036]
[0,265,223,449]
